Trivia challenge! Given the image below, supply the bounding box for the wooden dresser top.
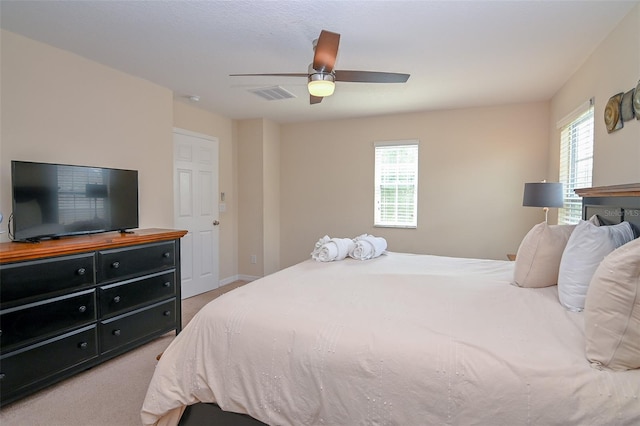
[0,228,187,264]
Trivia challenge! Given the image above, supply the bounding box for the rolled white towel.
[311,235,331,261]
[312,237,355,262]
[349,234,387,260]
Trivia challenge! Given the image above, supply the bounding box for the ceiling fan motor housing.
[308,72,335,84]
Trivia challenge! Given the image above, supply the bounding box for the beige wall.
[262,119,281,276]
[278,5,640,269]
[172,100,238,283]
[237,119,265,277]
[549,3,640,186]
[0,30,174,243]
[280,102,550,268]
[236,118,281,277]
[0,30,241,284]
[3,3,637,279]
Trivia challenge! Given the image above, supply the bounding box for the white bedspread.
[141,253,640,426]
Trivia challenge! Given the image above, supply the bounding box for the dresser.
[0,228,187,406]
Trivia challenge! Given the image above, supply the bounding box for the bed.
[142,184,640,426]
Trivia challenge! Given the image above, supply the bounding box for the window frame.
[373,139,419,229]
[557,99,594,225]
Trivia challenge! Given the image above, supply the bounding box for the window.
[557,99,594,224]
[374,140,418,228]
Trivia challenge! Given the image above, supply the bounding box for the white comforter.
[141,253,640,426]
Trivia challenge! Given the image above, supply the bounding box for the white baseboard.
[219,274,260,286]
[238,274,261,282]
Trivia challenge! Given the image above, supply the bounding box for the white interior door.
[173,129,219,299]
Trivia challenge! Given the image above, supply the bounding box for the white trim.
[219,275,240,286]
[556,98,593,129]
[173,127,218,142]
[374,139,419,147]
[220,274,262,285]
[238,274,261,282]
[374,224,417,229]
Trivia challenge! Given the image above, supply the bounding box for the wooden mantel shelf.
[0,228,187,264]
[575,183,640,198]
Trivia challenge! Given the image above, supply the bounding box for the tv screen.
[11,161,139,242]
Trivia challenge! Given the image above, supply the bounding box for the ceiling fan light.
[308,73,335,97]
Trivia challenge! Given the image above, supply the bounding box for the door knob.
[213,220,220,226]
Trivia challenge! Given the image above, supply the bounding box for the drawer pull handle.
[78,342,88,350]
[163,282,171,287]
[111,261,120,269]
[113,329,121,337]
[113,296,121,303]
[163,310,171,317]
[77,267,86,276]
[78,305,87,313]
[163,252,171,258]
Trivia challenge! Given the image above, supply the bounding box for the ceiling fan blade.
[334,70,410,83]
[310,95,323,105]
[229,73,308,78]
[313,30,340,73]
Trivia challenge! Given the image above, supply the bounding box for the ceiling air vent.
[249,86,296,101]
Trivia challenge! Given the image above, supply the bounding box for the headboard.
[576,183,640,237]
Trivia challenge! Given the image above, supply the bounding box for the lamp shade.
[86,184,108,198]
[522,182,564,208]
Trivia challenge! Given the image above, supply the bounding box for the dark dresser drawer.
[97,241,175,282]
[99,271,176,318]
[0,253,95,306]
[0,325,98,397]
[100,299,176,354]
[0,289,96,352]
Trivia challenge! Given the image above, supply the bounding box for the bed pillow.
[513,222,575,288]
[584,237,640,370]
[557,220,634,311]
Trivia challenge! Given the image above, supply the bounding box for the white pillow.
[513,222,575,288]
[557,220,634,311]
[584,237,640,370]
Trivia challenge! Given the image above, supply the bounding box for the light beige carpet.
[0,281,247,426]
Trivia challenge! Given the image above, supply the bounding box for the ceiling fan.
[230,30,410,105]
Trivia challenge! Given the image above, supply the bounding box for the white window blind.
[374,140,418,228]
[557,99,594,224]
[58,166,106,224]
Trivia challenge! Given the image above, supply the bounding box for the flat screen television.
[11,160,139,242]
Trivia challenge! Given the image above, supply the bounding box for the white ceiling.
[1,0,637,124]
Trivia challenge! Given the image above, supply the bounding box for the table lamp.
[523,181,564,223]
